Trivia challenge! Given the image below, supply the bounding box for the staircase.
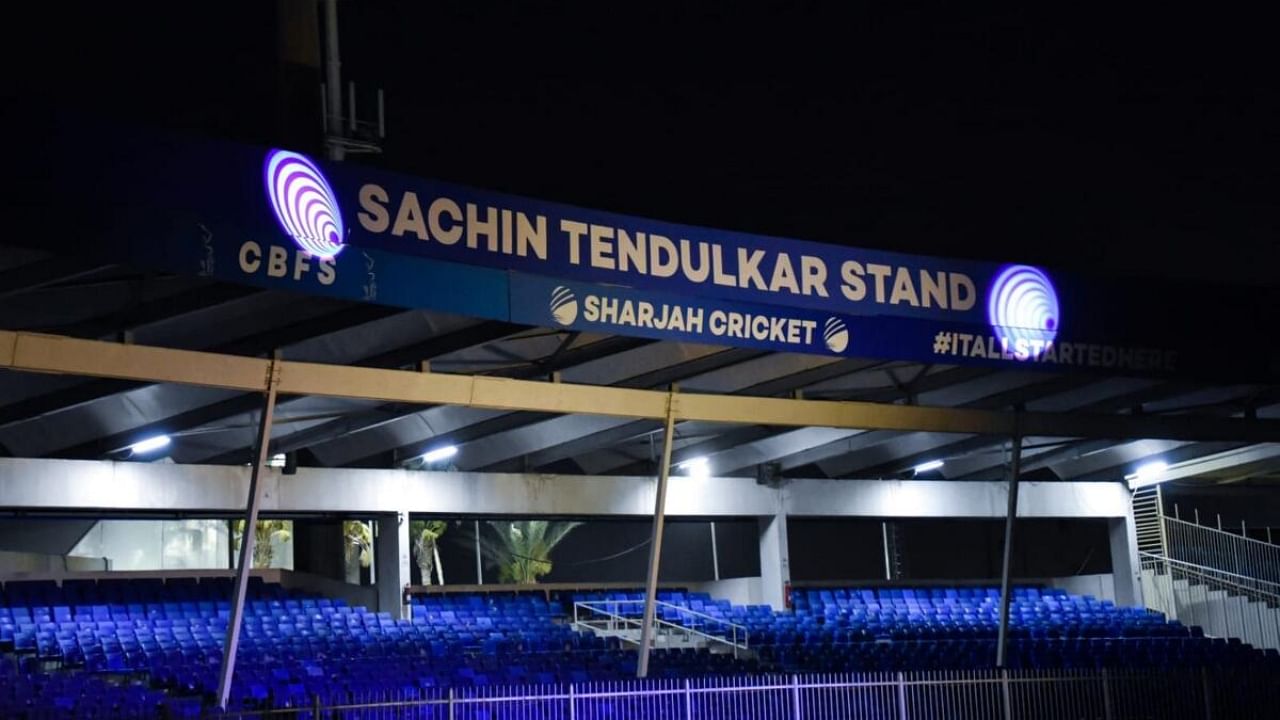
[1134,489,1280,652]
[572,600,751,658]
[1131,485,1166,557]
[1141,553,1280,650]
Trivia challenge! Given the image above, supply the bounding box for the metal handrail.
[1164,516,1278,551]
[1140,552,1280,602]
[577,599,749,638]
[575,606,722,648]
[1162,515,1280,587]
[573,600,749,656]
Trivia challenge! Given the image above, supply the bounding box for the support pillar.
[637,388,678,679]
[1109,514,1143,607]
[216,357,280,709]
[995,432,1023,669]
[375,511,411,619]
[759,510,791,611]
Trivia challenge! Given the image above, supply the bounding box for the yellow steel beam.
[3,331,269,391]
[2,330,1279,442]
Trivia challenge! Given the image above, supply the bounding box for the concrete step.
[1145,571,1280,651]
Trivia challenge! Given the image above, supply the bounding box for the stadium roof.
[3,251,1278,487]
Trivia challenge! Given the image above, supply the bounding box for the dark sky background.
[6,2,1277,288]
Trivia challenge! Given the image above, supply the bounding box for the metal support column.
[881,521,893,580]
[474,519,483,584]
[637,388,678,678]
[709,521,720,582]
[322,0,344,161]
[216,357,281,709]
[995,431,1024,669]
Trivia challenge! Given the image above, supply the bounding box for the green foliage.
[410,520,448,584]
[231,519,292,569]
[343,520,373,569]
[478,520,581,584]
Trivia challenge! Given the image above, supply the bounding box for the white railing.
[217,668,1280,719]
[1164,516,1280,587]
[572,600,749,657]
[1141,552,1280,651]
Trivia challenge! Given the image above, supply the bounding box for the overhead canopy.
[2,117,1278,486]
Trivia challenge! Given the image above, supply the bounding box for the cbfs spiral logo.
[987,264,1059,345]
[263,149,346,259]
[550,286,579,326]
[823,317,849,353]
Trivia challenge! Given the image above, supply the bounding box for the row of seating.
[3,579,1278,716]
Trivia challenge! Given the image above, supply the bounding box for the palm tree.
[231,519,292,568]
[410,520,448,585]
[343,520,373,582]
[478,520,581,584]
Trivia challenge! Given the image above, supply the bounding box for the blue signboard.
[22,115,1277,382]
[509,274,1180,376]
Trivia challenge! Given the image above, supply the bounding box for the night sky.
[8,2,1278,288]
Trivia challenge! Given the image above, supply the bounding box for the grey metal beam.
[995,433,1023,669]
[0,302,398,430]
[215,358,280,709]
[6,331,1280,446]
[359,348,772,471]
[817,375,1092,478]
[188,320,532,464]
[522,358,887,475]
[711,372,1049,477]
[305,343,739,468]
[845,378,1176,478]
[0,258,116,300]
[637,391,677,678]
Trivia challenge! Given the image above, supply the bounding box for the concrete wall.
[1047,573,1117,603]
[0,458,1132,519]
[690,577,765,607]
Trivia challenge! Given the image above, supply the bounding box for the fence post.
[1101,669,1113,720]
[685,678,693,720]
[447,687,455,720]
[895,672,908,720]
[568,684,576,720]
[791,674,802,720]
[1201,668,1213,720]
[312,693,323,720]
[1001,669,1013,720]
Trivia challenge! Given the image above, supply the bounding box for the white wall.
[1047,573,1117,603]
[690,577,765,607]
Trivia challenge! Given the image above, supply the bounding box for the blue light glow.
[986,264,1059,346]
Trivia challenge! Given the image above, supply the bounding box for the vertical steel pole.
[637,388,678,678]
[474,519,483,584]
[709,521,720,582]
[995,432,1024,669]
[216,357,280,709]
[882,521,893,580]
[322,0,344,161]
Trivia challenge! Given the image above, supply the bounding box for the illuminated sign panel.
[34,117,1277,381]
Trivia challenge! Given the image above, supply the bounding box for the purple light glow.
[263,149,345,259]
[987,264,1059,345]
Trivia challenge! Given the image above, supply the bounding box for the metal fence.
[1165,516,1280,587]
[198,668,1280,720]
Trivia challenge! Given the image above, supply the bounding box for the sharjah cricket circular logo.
[823,317,849,353]
[550,286,578,325]
[263,149,346,259]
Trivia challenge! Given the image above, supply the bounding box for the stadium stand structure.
[2,578,1277,717]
